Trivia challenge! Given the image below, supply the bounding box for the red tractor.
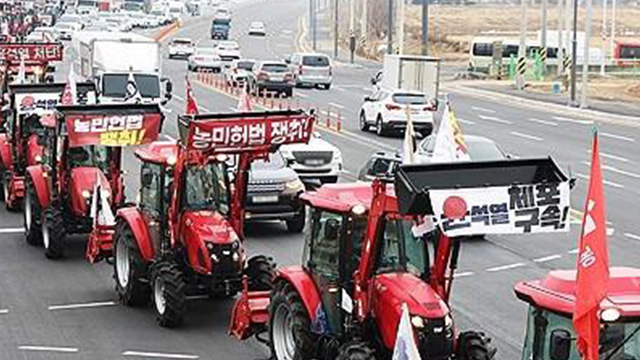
[22,103,164,259]
[515,267,640,360]
[230,158,571,360]
[111,110,315,327]
[0,82,97,212]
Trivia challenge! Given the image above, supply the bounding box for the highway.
[0,0,639,359]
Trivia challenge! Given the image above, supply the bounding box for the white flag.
[431,103,470,163]
[124,71,142,103]
[392,303,422,360]
[402,106,416,165]
[16,56,26,84]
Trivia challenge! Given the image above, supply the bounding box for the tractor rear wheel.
[151,261,186,328]
[113,220,150,306]
[244,255,275,291]
[24,176,43,246]
[456,331,496,360]
[43,204,66,259]
[269,282,316,360]
[336,341,376,360]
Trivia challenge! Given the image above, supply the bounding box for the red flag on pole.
[573,131,610,360]
[185,76,199,115]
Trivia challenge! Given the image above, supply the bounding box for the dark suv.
[245,152,306,232]
[247,61,294,97]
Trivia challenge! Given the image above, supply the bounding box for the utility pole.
[387,0,393,54]
[558,0,565,75]
[397,0,404,54]
[610,0,616,56]
[541,0,548,72]
[333,0,339,58]
[570,0,578,105]
[310,0,317,50]
[349,0,356,63]
[580,0,593,108]
[516,0,527,90]
[600,0,607,75]
[361,0,367,40]
[421,0,429,55]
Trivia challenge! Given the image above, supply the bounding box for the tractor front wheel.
[113,220,150,306]
[244,255,275,291]
[285,208,305,233]
[269,282,316,360]
[24,176,43,246]
[456,331,497,360]
[43,204,66,259]
[151,261,186,328]
[336,341,376,360]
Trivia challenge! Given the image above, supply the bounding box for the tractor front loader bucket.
[229,276,271,341]
[85,223,115,264]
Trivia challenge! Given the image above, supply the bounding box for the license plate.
[305,159,324,166]
[253,195,279,203]
[270,75,284,82]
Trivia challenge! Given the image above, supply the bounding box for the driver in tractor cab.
[599,323,639,360]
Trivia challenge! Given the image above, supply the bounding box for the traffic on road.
[0,0,638,360]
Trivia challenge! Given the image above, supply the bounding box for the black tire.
[359,111,370,131]
[24,176,43,246]
[457,331,496,360]
[0,168,4,202]
[244,255,275,291]
[336,341,376,360]
[286,207,305,233]
[113,219,150,306]
[285,88,293,98]
[43,204,66,259]
[151,261,186,328]
[269,282,316,360]
[323,83,331,90]
[376,115,386,137]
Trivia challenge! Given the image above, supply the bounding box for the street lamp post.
[387,0,393,54]
[580,0,593,108]
[570,0,578,105]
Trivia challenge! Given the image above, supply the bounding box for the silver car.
[286,53,332,89]
[188,47,223,72]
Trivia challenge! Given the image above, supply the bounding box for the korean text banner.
[0,43,63,62]
[15,93,60,116]
[185,114,314,152]
[429,182,571,237]
[66,113,162,147]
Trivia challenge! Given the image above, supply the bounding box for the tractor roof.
[301,182,397,213]
[9,81,96,95]
[134,141,178,165]
[515,267,640,318]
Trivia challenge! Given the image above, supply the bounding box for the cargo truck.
[371,54,441,102]
[73,31,172,104]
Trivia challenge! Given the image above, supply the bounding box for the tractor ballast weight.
[230,157,571,360]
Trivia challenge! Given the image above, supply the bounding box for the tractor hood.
[69,167,111,217]
[182,210,238,245]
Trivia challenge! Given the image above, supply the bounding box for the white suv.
[279,133,343,184]
[286,53,332,89]
[168,38,195,59]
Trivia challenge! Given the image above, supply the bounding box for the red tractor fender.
[0,133,11,170]
[115,207,155,262]
[275,266,322,323]
[25,165,50,208]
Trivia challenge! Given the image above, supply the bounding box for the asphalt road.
[1,0,640,359]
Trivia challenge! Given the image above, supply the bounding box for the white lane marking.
[589,150,630,163]
[48,301,116,311]
[527,118,558,126]
[552,116,593,125]
[510,131,543,141]
[567,248,579,254]
[533,254,562,263]
[295,92,309,98]
[575,173,624,189]
[0,309,8,314]
[19,346,79,353]
[602,165,640,179]
[163,134,176,141]
[486,262,525,272]
[477,114,513,124]
[340,169,353,175]
[123,350,199,359]
[328,102,345,109]
[0,227,25,234]
[173,94,185,102]
[457,118,476,125]
[361,86,371,92]
[227,106,239,112]
[607,228,616,236]
[600,132,635,142]
[624,233,640,241]
[199,106,211,112]
[453,271,474,278]
[472,106,496,113]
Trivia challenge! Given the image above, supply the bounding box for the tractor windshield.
[183,162,230,214]
[67,145,111,172]
[376,218,429,278]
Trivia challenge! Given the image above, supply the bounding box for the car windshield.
[302,56,330,67]
[67,145,111,171]
[392,93,428,105]
[183,162,230,214]
[173,39,192,45]
[262,63,288,73]
[102,74,160,98]
[251,22,263,27]
[466,139,505,161]
[376,218,428,278]
[251,152,286,171]
[237,61,254,70]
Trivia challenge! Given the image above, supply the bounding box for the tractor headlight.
[34,154,42,163]
[351,204,367,216]
[285,178,304,193]
[444,313,453,329]
[211,253,219,263]
[206,242,215,250]
[601,308,620,322]
[411,316,426,329]
[231,239,240,250]
[82,190,91,199]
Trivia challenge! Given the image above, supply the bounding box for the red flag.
[237,83,252,112]
[573,131,610,360]
[185,77,199,115]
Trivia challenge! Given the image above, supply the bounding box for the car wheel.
[359,111,370,132]
[376,115,386,137]
[323,83,331,90]
[285,88,293,98]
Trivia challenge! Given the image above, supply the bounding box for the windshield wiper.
[602,323,640,360]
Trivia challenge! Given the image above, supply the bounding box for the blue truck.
[211,18,231,40]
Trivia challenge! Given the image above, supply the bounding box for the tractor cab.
[22,103,163,259]
[515,267,640,360]
[0,82,97,210]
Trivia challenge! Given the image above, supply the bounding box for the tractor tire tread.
[457,331,497,360]
[113,220,150,306]
[336,341,376,360]
[245,255,275,291]
[153,261,186,328]
[269,282,316,360]
[24,176,42,246]
[43,204,65,259]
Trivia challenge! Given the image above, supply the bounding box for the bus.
[614,41,640,67]
[469,37,559,72]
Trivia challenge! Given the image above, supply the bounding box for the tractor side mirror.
[324,218,340,241]
[364,96,372,102]
[549,329,572,360]
[370,77,376,85]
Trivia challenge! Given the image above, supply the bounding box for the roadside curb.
[443,82,640,128]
